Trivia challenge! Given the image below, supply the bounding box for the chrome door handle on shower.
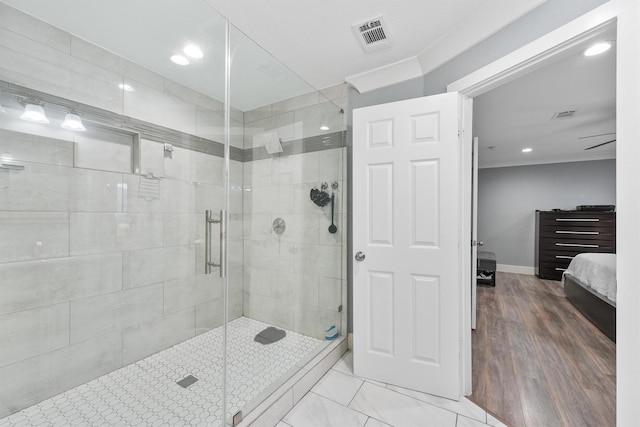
[205,210,226,277]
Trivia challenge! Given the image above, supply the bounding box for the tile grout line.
[330,352,492,427]
[308,389,373,426]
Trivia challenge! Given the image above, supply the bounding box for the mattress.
[563,253,617,302]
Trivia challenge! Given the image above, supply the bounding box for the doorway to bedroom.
[468,23,617,427]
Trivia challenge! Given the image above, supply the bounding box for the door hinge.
[338,304,343,312]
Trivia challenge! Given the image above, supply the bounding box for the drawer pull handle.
[555,268,567,271]
[555,243,599,248]
[555,218,599,222]
[556,255,574,259]
[555,231,599,235]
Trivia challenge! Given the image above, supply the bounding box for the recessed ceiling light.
[118,83,135,92]
[183,44,203,59]
[170,54,189,65]
[584,42,611,56]
[522,148,533,153]
[320,125,330,131]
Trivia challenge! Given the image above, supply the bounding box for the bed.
[562,253,616,342]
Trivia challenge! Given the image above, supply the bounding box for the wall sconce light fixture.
[61,112,86,131]
[20,102,49,124]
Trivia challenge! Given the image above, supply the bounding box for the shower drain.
[176,375,198,388]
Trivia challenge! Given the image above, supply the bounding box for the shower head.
[255,131,283,154]
[310,188,331,207]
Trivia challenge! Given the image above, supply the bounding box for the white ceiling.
[1,0,615,167]
[0,0,544,110]
[0,0,317,111]
[473,27,616,168]
[204,0,499,89]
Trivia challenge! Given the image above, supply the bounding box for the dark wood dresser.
[535,210,616,280]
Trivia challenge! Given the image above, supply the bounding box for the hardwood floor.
[469,272,616,427]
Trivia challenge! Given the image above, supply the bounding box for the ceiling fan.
[579,132,616,150]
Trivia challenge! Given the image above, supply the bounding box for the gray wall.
[349,76,425,110]
[477,159,616,268]
[422,0,608,96]
[347,0,608,332]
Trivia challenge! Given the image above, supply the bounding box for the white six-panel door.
[353,93,461,400]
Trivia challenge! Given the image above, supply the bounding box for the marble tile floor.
[0,317,324,427]
[277,351,508,427]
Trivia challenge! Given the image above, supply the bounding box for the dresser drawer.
[539,225,615,237]
[538,266,565,280]
[536,210,616,281]
[538,239,615,252]
[539,252,575,265]
[538,212,615,226]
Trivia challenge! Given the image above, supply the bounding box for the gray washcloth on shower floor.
[254,326,286,345]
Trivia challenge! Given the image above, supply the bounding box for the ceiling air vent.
[353,16,393,52]
[551,110,578,120]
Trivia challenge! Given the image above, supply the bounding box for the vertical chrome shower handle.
[205,210,210,273]
[205,210,215,274]
[205,210,225,277]
[219,209,226,278]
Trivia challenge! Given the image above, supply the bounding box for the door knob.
[355,251,366,262]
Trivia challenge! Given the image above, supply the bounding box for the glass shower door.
[0,1,230,425]
[224,22,347,425]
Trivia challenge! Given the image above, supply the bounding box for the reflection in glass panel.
[0,1,228,425]
[0,1,346,425]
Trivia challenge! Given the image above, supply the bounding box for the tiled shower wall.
[0,4,243,417]
[0,1,348,419]
[242,86,347,340]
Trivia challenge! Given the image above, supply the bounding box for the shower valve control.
[355,251,366,262]
[272,218,286,235]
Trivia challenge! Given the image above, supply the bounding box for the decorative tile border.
[243,131,345,162]
[0,80,346,164]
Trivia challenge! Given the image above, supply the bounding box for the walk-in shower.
[0,1,346,425]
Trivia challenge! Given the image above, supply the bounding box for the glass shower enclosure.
[0,1,346,425]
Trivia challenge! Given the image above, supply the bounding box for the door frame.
[446,1,639,419]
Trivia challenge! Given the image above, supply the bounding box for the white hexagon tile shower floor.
[0,317,323,427]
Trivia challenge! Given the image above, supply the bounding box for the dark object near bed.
[477,251,496,287]
[564,274,615,342]
[535,210,616,281]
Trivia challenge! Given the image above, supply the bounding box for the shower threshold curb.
[237,336,348,426]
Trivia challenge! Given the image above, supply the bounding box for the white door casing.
[353,92,462,400]
[471,137,479,330]
[459,98,474,396]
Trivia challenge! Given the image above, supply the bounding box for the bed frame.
[564,273,616,342]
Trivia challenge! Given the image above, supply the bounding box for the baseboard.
[496,264,535,275]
